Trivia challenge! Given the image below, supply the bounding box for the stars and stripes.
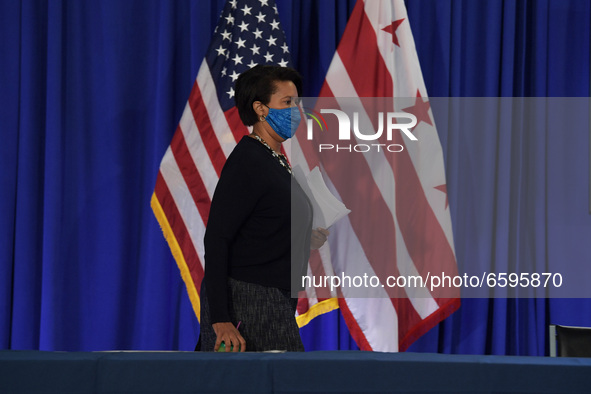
[206,0,292,110]
[151,0,293,322]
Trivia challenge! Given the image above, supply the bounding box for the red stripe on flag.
[188,82,226,177]
[400,298,460,351]
[225,106,250,142]
[388,134,459,301]
[318,79,334,99]
[337,0,393,97]
[338,298,372,351]
[297,296,309,316]
[170,126,211,227]
[154,172,205,286]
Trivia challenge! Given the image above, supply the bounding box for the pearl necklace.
[252,134,292,175]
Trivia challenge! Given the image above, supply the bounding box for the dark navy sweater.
[203,135,312,323]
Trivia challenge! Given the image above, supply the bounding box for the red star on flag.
[434,184,449,209]
[382,19,405,47]
[402,90,432,128]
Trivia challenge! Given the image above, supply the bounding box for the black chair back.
[552,324,591,358]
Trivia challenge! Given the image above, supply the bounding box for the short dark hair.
[235,65,303,126]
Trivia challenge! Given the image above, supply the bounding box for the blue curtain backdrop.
[1,0,590,354]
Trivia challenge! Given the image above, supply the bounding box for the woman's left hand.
[310,228,330,250]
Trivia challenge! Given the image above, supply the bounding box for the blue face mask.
[265,105,302,140]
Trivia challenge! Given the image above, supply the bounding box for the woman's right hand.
[212,322,246,352]
[310,228,330,250]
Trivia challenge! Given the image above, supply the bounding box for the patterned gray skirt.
[197,277,304,352]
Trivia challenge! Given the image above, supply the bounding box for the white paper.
[293,165,351,229]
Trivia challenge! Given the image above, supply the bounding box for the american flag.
[151,0,293,322]
[293,0,460,351]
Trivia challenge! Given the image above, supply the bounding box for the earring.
[259,115,266,122]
